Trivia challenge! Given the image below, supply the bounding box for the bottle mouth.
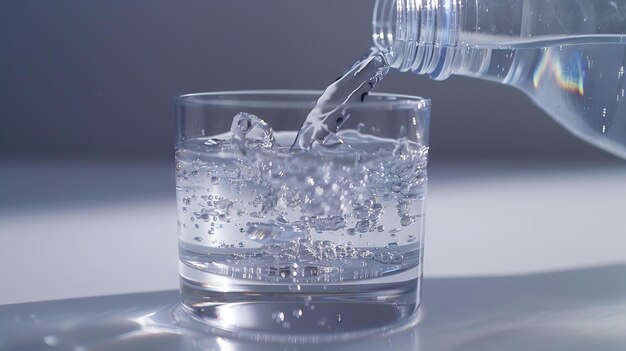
[373,0,460,79]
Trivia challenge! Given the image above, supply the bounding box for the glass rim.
[176,90,431,110]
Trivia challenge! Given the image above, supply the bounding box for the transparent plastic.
[374,0,626,158]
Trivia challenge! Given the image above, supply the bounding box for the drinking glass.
[175,90,430,341]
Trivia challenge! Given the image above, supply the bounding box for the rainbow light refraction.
[533,47,585,96]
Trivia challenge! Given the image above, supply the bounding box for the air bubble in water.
[401,215,417,226]
[353,205,369,219]
[311,216,346,232]
[272,311,285,323]
[314,186,324,196]
[356,220,370,233]
[246,222,305,243]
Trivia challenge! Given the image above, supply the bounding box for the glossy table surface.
[1,264,625,350]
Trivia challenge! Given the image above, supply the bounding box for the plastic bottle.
[373,0,626,158]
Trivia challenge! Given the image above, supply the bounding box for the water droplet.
[293,309,303,318]
[193,236,202,242]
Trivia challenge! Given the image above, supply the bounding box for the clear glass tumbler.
[175,90,430,340]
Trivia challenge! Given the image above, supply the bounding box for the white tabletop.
[1,160,625,305]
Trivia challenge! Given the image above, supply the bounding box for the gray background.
[0,0,621,163]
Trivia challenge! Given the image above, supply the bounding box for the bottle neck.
[373,0,468,80]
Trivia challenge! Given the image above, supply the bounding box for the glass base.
[178,265,421,342]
